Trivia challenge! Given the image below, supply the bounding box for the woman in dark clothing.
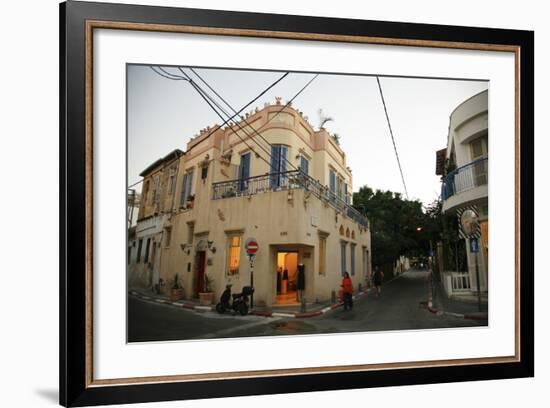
[372,266,384,297]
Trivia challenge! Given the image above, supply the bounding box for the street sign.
[245,237,259,255]
[469,237,479,253]
[244,237,258,310]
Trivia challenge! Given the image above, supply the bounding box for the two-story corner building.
[128,149,184,289]
[436,90,488,299]
[129,100,372,307]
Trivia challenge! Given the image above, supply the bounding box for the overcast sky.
[128,65,488,206]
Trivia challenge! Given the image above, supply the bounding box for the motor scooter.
[216,285,254,316]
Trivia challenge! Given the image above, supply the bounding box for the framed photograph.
[60,1,534,406]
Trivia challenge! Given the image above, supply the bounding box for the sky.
[127,65,488,206]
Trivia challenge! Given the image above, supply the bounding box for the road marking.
[272,312,295,318]
[195,317,283,339]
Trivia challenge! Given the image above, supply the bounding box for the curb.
[129,290,364,319]
[130,291,214,312]
[426,285,488,322]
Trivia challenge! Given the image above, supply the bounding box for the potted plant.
[170,274,184,301]
[186,194,195,209]
[199,273,215,305]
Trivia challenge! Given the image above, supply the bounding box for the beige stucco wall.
[158,187,370,306]
[130,102,371,306]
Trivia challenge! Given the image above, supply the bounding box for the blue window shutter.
[239,153,250,191]
[280,146,287,172]
[344,182,348,204]
[280,146,288,186]
[270,145,279,188]
[300,156,309,175]
[180,173,188,206]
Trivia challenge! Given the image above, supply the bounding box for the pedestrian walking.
[341,272,354,310]
[373,266,384,297]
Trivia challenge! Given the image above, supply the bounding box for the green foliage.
[353,186,439,268]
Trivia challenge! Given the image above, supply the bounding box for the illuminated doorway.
[275,252,298,305]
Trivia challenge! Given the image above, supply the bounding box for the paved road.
[127,296,275,342]
[128,269,486,342]
[229,269,486,338]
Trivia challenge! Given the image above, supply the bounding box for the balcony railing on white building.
[441,157,488,201]
[212,170,369,228]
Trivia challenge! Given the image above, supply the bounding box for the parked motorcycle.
[216,285,254,316]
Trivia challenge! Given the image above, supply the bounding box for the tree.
[353,185,436,271]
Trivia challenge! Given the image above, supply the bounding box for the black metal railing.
[441,157,488,200]
[212,170,369,228]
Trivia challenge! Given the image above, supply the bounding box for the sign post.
[461,210,482,312]
[245,238,259,309]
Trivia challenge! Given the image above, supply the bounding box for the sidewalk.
[429,279,488,321]
[128,286,372,318]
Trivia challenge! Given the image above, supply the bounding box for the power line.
[184,73,275,169]
[176,69,275,170]
[128,68,290,189]
[376,76,409,199]
[187,67,318,174]
[186,67,292,170]
[150,66,318,179]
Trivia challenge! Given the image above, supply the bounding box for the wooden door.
[196,251,206,295]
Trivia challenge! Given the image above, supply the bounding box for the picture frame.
[60,0,534,406]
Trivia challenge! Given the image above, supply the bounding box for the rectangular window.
[344,182,349,204]
[142,181,149,206]
[319,236,326,275]
[164,227,172,248]
[238,152,251,192]
[227,235,241,275]
[340,241,347,276]
[336,176,343,200]
[137,239,143,263]
[179,173,188,207]
[186,169,194,199]
[350,244,356,276]
[144,238,151,263]
[270,145,288,188]
[179,169,195,206]
[187,223,194,245]
[329,169,336,201]
[201,166,208,180]
[299,156,309,175]
[169,174,176,194]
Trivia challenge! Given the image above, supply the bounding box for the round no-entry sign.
[245,238,259,255]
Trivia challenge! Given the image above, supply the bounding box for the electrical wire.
[128,68,291,189]
[376,76,409,199]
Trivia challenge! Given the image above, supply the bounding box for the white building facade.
[437,90,488,299]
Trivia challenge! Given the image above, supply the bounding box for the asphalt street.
[128,269,486,342]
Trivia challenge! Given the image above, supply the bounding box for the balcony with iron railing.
[441,157,488,201]
[212,170,369,228]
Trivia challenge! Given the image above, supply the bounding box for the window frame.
[226,234,242,276]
